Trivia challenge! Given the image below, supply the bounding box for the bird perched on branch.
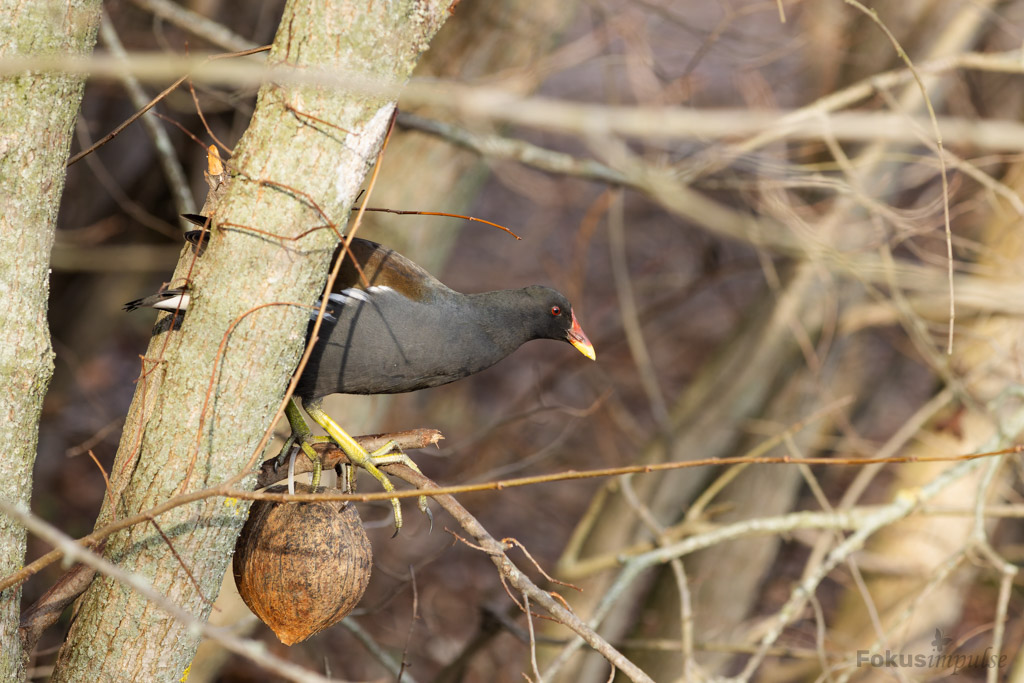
[126,214,596,533]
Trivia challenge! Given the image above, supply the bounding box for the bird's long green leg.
[303,398,430,534]
[283,399,327,488]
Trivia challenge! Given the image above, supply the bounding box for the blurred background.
[29,0,1024,680]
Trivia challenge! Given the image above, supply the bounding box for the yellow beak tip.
[572,340,596,361]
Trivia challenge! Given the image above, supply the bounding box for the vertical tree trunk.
[52,1,451,680]
[0,1,101,678]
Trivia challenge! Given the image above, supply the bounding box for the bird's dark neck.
[462,289,542,354]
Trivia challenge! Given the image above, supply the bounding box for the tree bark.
[0,1,101,679]
[52,1,450,680]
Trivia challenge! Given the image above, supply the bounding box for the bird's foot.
[275,438,327,494]
[274,411,332,490]
[364,440,432,531]
[273,433,330,471]
[273,433,298,473]
[300,399,429,536]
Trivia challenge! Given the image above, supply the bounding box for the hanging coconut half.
[233,483,372,645]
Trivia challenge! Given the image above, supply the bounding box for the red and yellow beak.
[567,310,596,361]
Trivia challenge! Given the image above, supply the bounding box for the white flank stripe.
[315,286,391,320]
[338,287,370,302]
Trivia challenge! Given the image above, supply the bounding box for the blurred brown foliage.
[26,0,1024,681]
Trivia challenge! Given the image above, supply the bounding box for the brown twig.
[357,205,522,240]
[66,74,188,167]
[4,438,1012,596]
[398,565,419,683]
[235,444,1015,506]
[66,46,270,167]
[285,102,356,136]
[18,541,106,659]
[254,429,443,489]
[502,537,581,593]
[145,517,214,609]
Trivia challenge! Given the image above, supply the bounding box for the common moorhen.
[126,215,596,532]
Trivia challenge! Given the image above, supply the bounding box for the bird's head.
[522,286,596,361]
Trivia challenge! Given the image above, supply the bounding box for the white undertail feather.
[151,293,190,311]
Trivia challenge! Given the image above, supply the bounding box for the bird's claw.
[367,440,430,530]
[295,399,429,536]
[273,434,298,473]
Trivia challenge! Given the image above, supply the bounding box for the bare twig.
[255,430,443,489]
[129,0,257,53]
[65,46,270,167]
[2,49,1021,150]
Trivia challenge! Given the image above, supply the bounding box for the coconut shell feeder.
[233,483,372,645]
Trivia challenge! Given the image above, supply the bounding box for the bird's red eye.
[551,306,561,316]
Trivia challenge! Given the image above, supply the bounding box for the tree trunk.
[0,1,101,679]
[52,1,451,680]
